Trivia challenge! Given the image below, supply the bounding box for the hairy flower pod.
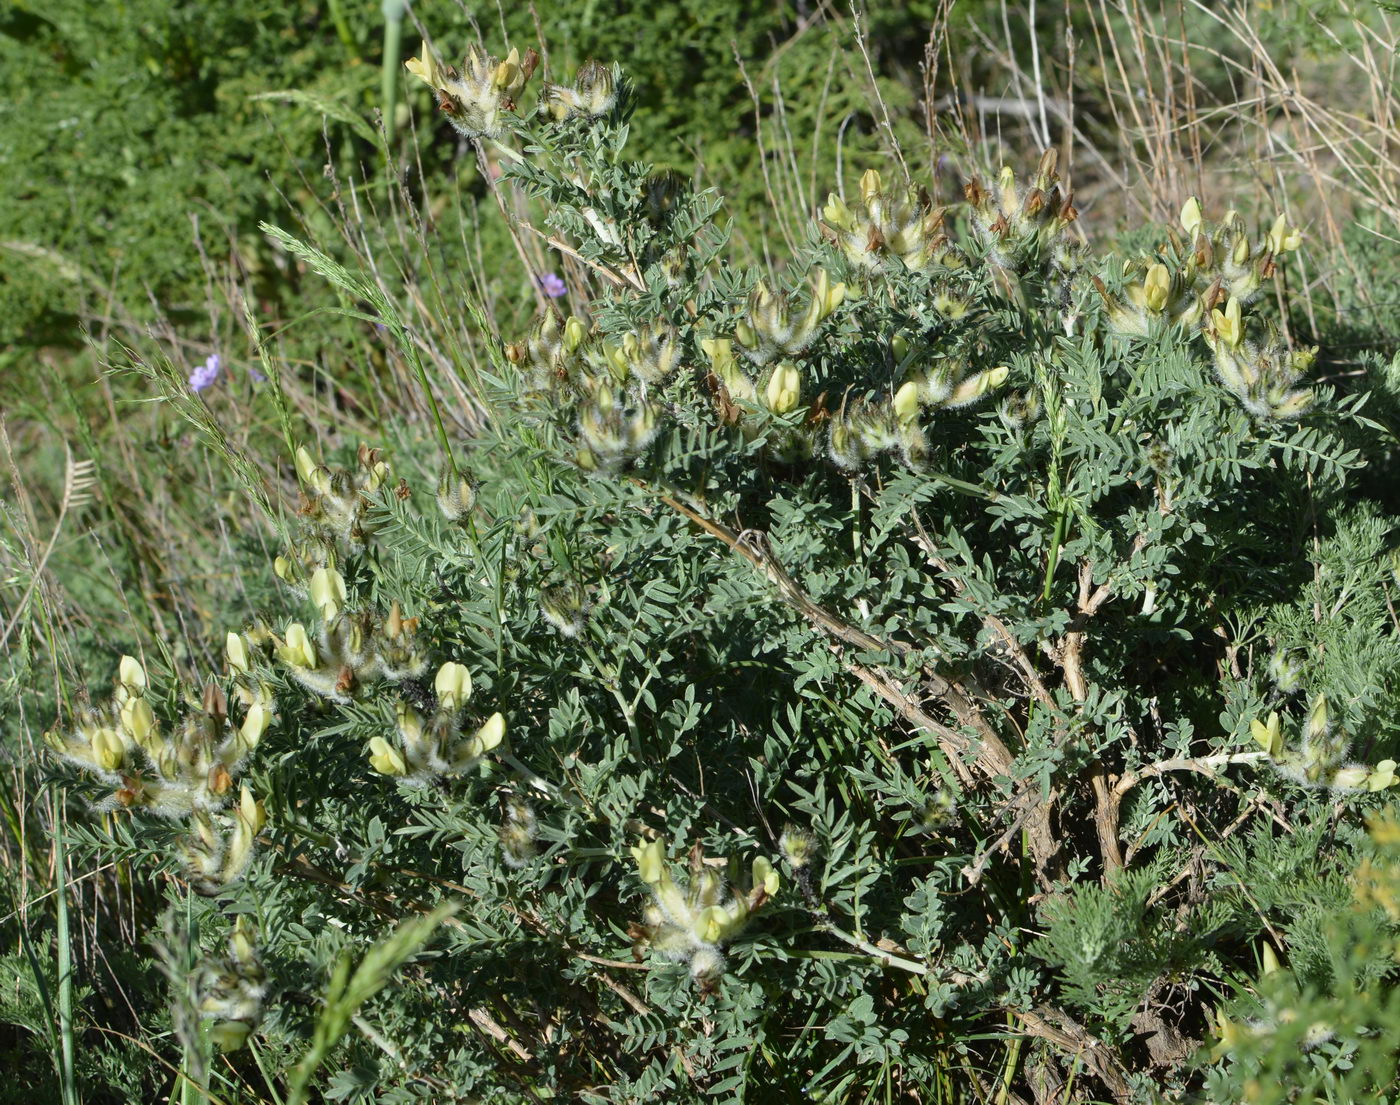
[541,60,617,122]
[436,469,477,522]
[540,584,589,637]
[779,826,817,870]
[200,917,266,1051]
[499,797,539,868]
[605,326,681,386]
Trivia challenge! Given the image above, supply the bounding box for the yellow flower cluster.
[629,838,780,982]
[366,660,506,784]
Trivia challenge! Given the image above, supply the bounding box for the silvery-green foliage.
[43,43,1400,1105]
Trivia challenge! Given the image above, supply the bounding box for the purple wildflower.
[189,353,221,393]
[248,365,267,383]
[538,272,567,298]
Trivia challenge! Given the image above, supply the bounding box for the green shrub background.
[4,1,1400,1102]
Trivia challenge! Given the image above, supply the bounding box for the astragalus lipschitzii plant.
[44,36,1400,1104]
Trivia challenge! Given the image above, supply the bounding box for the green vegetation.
[4,1,1400,1102]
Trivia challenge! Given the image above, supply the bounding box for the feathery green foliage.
[9,9,1400,1105]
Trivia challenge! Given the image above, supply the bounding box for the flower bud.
[1143,263,1170,313]
[434,661,473,710]
[1268,648,1303,694]
[231,916,258,966]
[563,316,588,353]
[702,337,756,403]
[764,363,801,414]
[474,711,506,753]
[309,566,347,623]
[1231,233,1251,267]
[1266,213,1302,255]
[92,727,125,772]
[294,445,318,486]
[367,736,407,777]
[226,632,251,675]
[893,379,922,424]
[120,696,155,745]
[752,855,780,897]
[240,703,271,747]
[396,700,424,749]
[1250,711,1284,757]
[1180,196,1203,237]
[632,839,666,885]
[118,655,147,696]
[1211,296,1244,349]
[238,785,267,836]
[822,192,854,231]
[492,51,521,96]
[996,164,1018,213]
[277,623,317,670]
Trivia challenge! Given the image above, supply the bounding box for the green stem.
[53,811,79,1105]
[995,1031,1026,1105]
[324,0,357,54]
[1039,505,1068,611]
[380,1,405,146]
[580,640,641,758]
[246,1038,287,1105]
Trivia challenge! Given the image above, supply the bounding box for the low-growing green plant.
[33,33,1400,1105]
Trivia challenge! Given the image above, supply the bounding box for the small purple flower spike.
[189,353,221,393]
[538,272,567,298]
